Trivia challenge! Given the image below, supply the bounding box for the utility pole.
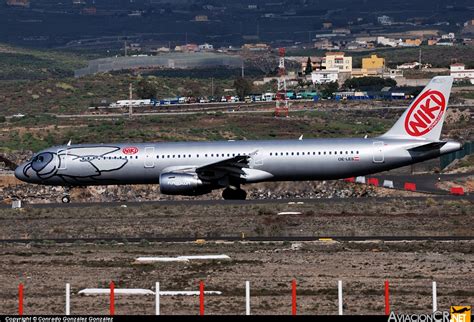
[124,40,127,57]
[211,77,214,97]
[419,48,422,69]
[275,48,289,117]
[129,83,133,118]
[241,61,245,78]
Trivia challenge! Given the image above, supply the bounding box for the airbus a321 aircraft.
[15,76,462,203]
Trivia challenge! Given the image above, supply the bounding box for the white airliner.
[15,76,461,202]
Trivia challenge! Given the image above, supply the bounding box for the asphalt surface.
[1,195,472,210]
[0,235,471,245]
[7,103,471,120]
[370,172,472,194]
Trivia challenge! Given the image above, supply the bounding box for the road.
[370,172,473,194]
[7,103,472,120]
[0,235,471,245]
[1,194,472,210]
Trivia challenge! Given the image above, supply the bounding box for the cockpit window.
[32,156,44,162]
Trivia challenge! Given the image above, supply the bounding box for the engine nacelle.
[159,172,212,196]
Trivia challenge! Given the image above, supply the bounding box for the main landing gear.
[222,187,247,200]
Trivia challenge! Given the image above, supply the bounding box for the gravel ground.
[0,240,472,315]
[0,198,472,315]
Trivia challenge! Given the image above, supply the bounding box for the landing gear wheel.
[61,195,70,204]
[222,188,247,200]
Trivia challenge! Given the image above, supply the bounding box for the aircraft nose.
[14,164,27,182]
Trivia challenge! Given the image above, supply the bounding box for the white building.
[441,33,455,39]
[396,62,420,69]
[450,63,474,84]
[198,43,214,51]
[322,52,352,72]
[376,36,399,47]
[377,15,393,25]
[311,69,339,84]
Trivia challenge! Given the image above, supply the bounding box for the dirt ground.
[0,198,472,315]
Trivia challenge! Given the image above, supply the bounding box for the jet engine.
[159,172,212,195]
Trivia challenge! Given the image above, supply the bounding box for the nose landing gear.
[61,194,70,204]
[61,187,71,203]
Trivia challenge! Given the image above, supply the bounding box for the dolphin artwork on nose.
[19,146,129,185]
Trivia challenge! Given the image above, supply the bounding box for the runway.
[1,194,472,209]
[0,235,472,245]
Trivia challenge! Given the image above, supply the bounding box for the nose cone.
[14,164,27,182]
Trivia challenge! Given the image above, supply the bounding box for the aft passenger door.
[144,147,155,168]
[372,141,384,163]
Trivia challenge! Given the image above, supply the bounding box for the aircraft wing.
[161,153,272,183]
[196,155,251,180]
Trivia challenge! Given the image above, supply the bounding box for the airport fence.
[440,141,473,170]
[14,280,442,316]
[74,53,243,77]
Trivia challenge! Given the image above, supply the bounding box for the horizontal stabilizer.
[407,141,446,152]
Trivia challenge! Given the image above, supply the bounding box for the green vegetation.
[0,44,87,80]
[317,81,339,98]
[0,74,236,115]
[287,45,474,68]
[343,77,397,90]
[136,78,158,99]
[233,77,253,98]
[455,154,474,169]
[458,91,474,99]
[304,57,313,75]
[363,46,474,69]
[0,109,397,151]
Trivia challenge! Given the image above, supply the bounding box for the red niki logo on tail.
[404,89,446,137]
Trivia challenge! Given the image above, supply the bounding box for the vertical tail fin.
[382,76,453,141]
